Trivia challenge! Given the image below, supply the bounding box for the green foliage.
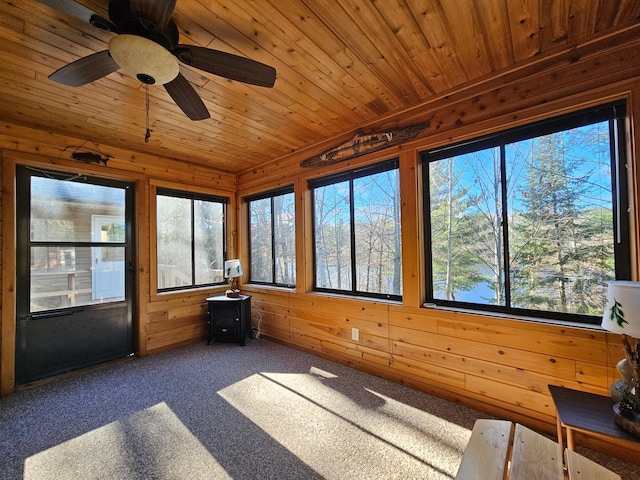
[609,299,628,328]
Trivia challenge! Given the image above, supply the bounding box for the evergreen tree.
[509,126,613,314]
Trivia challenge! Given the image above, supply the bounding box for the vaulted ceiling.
[1,0,639,173]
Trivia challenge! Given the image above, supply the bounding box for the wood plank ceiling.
[0,0,639,173]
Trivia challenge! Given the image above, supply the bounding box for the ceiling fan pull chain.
[145,84,151,143]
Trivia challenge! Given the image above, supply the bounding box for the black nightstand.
[205,295,252,346]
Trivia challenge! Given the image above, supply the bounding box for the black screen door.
[15,166,135,384]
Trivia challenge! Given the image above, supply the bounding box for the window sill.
[307,290,403,305]
[153,285,227,301]
[244,283,296,292]
[421,303,604,332]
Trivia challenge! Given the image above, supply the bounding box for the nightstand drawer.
[215,324,238,336]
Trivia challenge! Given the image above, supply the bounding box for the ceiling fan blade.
[175,46,276,88]
[34,0,96,24]
[35,0,116,31]
[164,73,210,121]
[49,50,120,87]
[130,0,176,33]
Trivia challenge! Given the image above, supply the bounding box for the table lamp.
[601,280,640,437]
[224,259,243,298]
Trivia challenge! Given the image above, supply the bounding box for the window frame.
[245,185,296,288]
[156,187,228,292]
[309,158,402,301]
[421,101,630,325]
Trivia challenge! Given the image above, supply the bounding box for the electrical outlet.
[351,327,359,341]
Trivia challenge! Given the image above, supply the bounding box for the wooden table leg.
[566,427,575,451]
[556,413,565,466]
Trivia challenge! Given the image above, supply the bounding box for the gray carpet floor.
[1,338,639,479]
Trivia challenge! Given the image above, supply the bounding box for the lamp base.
[613,403,640,438]
[225,289,240,298]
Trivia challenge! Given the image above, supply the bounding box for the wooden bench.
[455,419,620,480]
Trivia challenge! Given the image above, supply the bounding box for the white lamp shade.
[601,281,640,338]
[224,259,243,278]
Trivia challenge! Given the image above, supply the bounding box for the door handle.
[30,308,81,320]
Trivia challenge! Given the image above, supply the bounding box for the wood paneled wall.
[0,130,237,395]
[237,27,640,462]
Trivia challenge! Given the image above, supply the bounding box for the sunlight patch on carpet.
[218,370,466,479]
[24,402,231,480]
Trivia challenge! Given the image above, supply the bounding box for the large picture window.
[246,186,296,287]
[310,159,402,300]
[423,102,629,324]
[156,188,226,291]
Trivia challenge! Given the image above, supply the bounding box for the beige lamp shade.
[601,281,640,338]
[224,259,243,279]
[108,34,179,85]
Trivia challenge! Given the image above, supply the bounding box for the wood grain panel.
[506,0,540,62]
[389,355,466,390]
[391,325,577,379]
[398,149,423,307]
[436,316,608,364]
[406,0,470,88]
[146,323,204,352]
[0,157,12,395]
[437,0,493,78]
[576,361,609,390]
[465,374,556,417]
[290,315,388,352]
[388,304,439,331]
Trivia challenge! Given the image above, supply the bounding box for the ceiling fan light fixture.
[108,34,179,85]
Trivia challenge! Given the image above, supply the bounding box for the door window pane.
[31,177,125,242]
[29,176,127,312]
[31,244,125,312]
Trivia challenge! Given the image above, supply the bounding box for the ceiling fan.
[38,0,277,121]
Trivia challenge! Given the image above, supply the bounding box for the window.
[156,188,226,291]
[310,159,402,300]
[423,102,629,324]
[246,186,296,287]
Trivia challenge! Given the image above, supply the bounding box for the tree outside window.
[311,159,402,299]
[247,187,296,287]
[424,102,629,323]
